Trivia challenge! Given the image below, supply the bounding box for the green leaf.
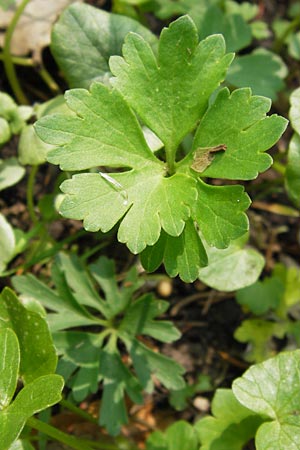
[99,344,143,436]
[226,49,287,100]
[53,331,101,401]
[198,235,265,291]
[193,4,252,52]
[272,264,300,315]
[12,256,100,332]
[0,287,57,383]
[286,133,300,208]
[57,169,198,254]
[290,87,300,134]
[18,125,53,166]
[195,389,262,450]
[146,430,167,450]
[0,374,63,450]
[193,181,250,247]
[36,16,286,278]
[89,256,142,318]
[192,87,287,180]
[233,350,300,450]
[51,3,158,88]
[120,293,180,343]
[0,117,11,144]
[36,83,157,171]
[0,157,25,191]
[162,421,199,450]
[14,255,183,435]
[141,220,208,283]
[288,31,300,60]
[127,338,185,392]
[9,439,35,450]
[169,374,212,411]
[0,214,16,274]
[234,319,287,363]
[110,15,233,152]
[0,328,19,409]
[225,1,258,21]
[0,92,32,134]
[250,21,271,40]
[236,276,284,314]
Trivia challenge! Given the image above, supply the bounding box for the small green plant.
[35,14,287,283]
[1,1,299,449]
[12,253,185,435]
[235,263,300,362]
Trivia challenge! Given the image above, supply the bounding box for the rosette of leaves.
[12,253,184,435]
[35,16,287,282]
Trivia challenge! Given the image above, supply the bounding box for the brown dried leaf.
[0,0,81,63]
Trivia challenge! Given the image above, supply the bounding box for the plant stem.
[273,13,300,53]
[38,65,61,94]
[27,417,95,450]
[0,52,33,66]
[3,0,31,104]
[165,145,175,175]
[26,165,39,223]
[272,161,286,176]
[60,398,99,424]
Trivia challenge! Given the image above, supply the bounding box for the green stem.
[165,145,176,175]
[273,13,300,53]
[26,165,39,223]
[272,161,286,176]
[60,398,99,425]
[0,52,33,66]
[3,0,31,104]
[38,65,61,94]
[26,417,95,450]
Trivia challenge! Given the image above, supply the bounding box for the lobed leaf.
[99,344,143,436]
[234,319,286,363]
[192,87,287,180]
[110,16,233,152]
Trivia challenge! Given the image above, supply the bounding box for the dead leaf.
[0,0,82,63]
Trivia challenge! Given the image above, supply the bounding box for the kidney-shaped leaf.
[233,350,300,450]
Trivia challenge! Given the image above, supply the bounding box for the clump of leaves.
[196,349,300,449]
[12,253,184,435]
[235,263,300,362]
[0,288,63,449]
[35,15,287,283]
